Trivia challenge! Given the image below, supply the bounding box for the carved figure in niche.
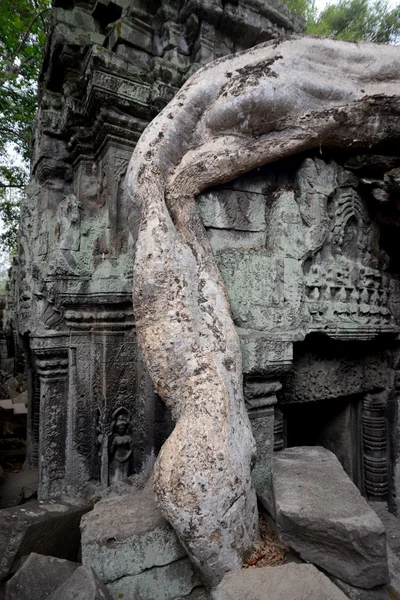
[32,265,64,329]
[99,167,108,208]
[109,408,134,484]
[55,194,82,251]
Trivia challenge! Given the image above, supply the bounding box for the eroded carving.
[55,193,82,251]
[109,407,134,484]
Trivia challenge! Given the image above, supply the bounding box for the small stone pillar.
[362,391,388,500]
[36,348,69,498]
[245,379,281,491]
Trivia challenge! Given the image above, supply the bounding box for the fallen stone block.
[211,563,349,600]
[108,557,201,600]
[81,484,200,599]
[330,575,389,600]
[5,553,79,600]
[11,391,28,406]
[0,469,38,510]
[0,499,91,580]
[45,566,113,600]
[272,447,389,589]
[387,546,400,598]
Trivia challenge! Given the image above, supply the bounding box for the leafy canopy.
[286,0,400,43]
[0,0,50,252]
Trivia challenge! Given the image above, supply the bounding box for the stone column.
[362,391,388,501]
[245,379,282,491]
[35,348,69,499]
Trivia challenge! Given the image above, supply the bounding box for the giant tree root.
[126,36,400,587]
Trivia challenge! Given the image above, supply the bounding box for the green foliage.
[0,0,51,159]
[0,189,21,252]
[307,0,400,43]
[0,0,51,253]
[284,0,318,24]
[287,0,400,44]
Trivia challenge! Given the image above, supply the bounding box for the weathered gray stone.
[176,588,211,600]
[0,499,90,580]
[5,553,79,600]
[211,563,349,600]
[108,558,200,600]
[45,566,113,600]
[81,484,187,581]
[273,447,389,588]
[387,546,400,598]
[330,576,389,600]
[81,484,200,598]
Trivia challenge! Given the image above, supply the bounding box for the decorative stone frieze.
[6,0,303,499]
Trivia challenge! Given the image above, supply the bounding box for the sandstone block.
[0,499,90,580]
[211,563,349,600]
[81,484,200,599]
[5,553,79,600]
[108,558,200,600]
[330,575,389,600]
[273,447,389,589]
[46,566,113,600]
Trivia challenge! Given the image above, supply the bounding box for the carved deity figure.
[109,409,133,484]
[55,194,82,251]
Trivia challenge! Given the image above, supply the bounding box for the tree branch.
[0,7,51,87]
[0,183,24,189]
[0,126,30,145]
[32,0,48,30]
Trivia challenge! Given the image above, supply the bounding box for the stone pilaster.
[36,348,69,499]
[245,379,282,491]
[362,392,389,501]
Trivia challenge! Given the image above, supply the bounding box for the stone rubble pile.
[1,458,400,599]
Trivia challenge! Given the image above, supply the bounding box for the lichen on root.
[126,35,400,587]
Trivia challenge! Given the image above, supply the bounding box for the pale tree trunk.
[125,35,400,587]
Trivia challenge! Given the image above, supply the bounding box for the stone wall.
[195,151,400,508]
[6,0,303,499]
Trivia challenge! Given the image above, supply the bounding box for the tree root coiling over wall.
[126,35,400,587]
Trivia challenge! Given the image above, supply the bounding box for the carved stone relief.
[55,193,82,251]
[109,407,134,484]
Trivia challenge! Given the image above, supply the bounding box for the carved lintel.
[238,332,294,377]
[64,306,134,331]
[35,351,69,380]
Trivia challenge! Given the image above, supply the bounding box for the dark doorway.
[282,395,363,493]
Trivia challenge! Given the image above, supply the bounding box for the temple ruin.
[2,0,400,598]
[5,0,303,500]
